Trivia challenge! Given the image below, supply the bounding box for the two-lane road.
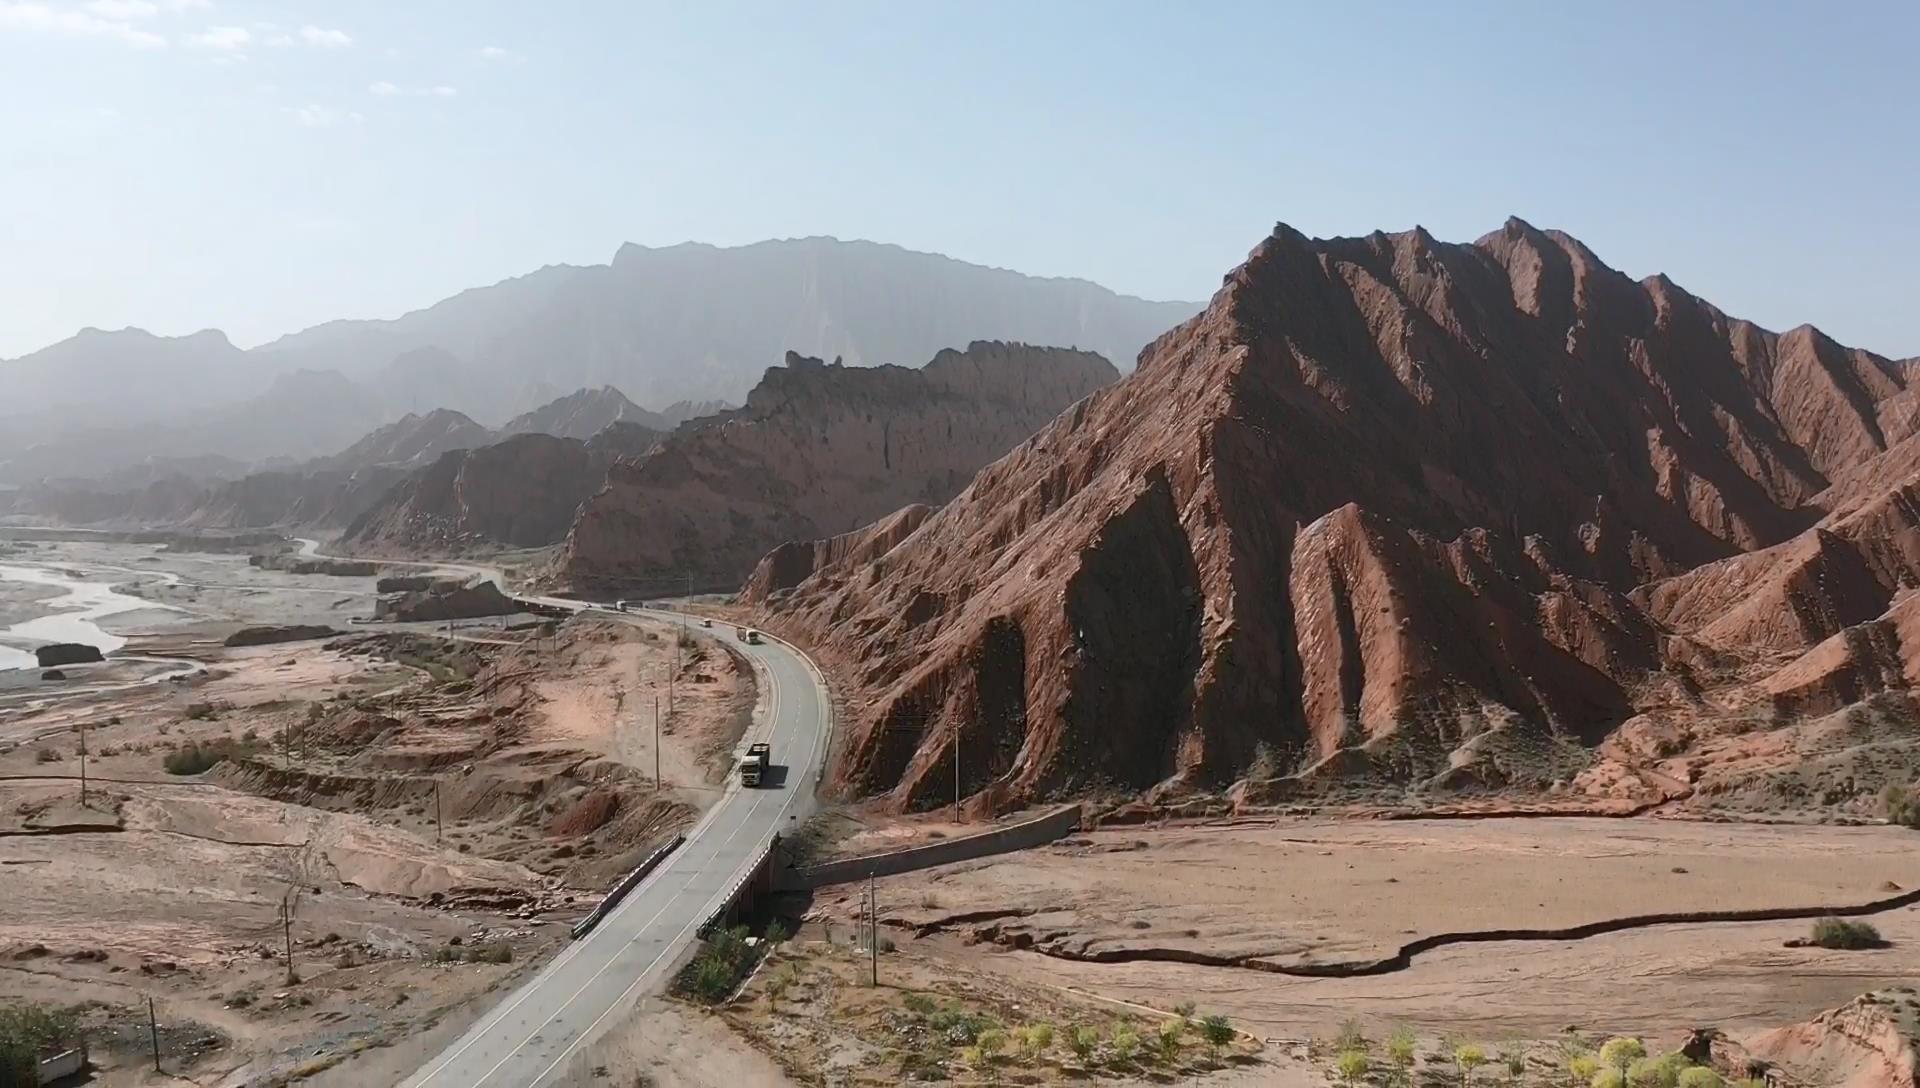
[402,614,827,1087]
[289,542,829,1087]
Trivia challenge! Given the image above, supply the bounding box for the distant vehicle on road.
[614,600,628,612]
[700,618,713,628]
[739,741,771,787]
[745,628,762,644]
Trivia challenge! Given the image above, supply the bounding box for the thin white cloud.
[285,103,361,128]
[83,0,207,16]
[298,23,349,47]
[0,1,168,47]
[369,80,455,98]
[84,0,157,17]
[186,23,247,49]
[476,44,519,63]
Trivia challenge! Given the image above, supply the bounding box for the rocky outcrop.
[758,219,1920,813]
[35,643,104,668]
[313,409,494,474]
[559,342,1118,594]
[223,625,341,647]
[375,579,517,622]
[250,553,379,576]
[341,424,660,554]
[499,386,671,439]
[742,504,934,603]
[1749,990,1920,1088]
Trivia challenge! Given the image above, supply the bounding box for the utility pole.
[952,727,960,813]
[148,995,160,1072]
[867,873,878,987]
[653,695,661,790]
[76,721,88,808]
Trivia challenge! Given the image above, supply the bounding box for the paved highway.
[290,542,831,1087]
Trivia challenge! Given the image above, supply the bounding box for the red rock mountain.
[557,341,1119,594]
[754,219,1920,814]
[341,422,660,553]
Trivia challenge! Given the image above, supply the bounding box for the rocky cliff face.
[756,220,1920,814]
[341,424,660,553]
[556,341,1118,595]
[499,386,670,439]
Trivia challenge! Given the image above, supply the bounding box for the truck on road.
[739,741,771,787]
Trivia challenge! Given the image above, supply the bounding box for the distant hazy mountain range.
[0,237,1195,485]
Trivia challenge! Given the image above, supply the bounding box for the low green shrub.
[1811,917,1883,949]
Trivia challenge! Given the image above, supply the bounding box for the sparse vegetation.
[1016,1022,1054,1064]
[1457,1043,1489,1088]
[1154,1016,1184,1064]
[1068,1023,1100,1062]
[1337,1016,1370,1053]
[1810,916,1883,949]
[1338,1048,1371,1087]
[162,736,257,774]
[1110,1025,1140,1067]
[1599,1037,1646,1078]
[1677,1068,1724,1088]
[1882,784,1920,828]
[1201,1014,1235,1064]
[1388,1026,1419,1086]
[676,925,762,1005]
[0,1002,80,1083]
[33,747,59,763]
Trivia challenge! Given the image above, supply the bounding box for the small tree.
[1600,1037,1646,1085]
[1677,1068,1724,1088]
[1570,1053,1601,1088]
[1017,1022,1054,1064]
[1155,1017,1184,1064]
[1592,1070,1627,1088]
[1883,784,1920,827]
[1339,1048,1372,1088]
[1388,1027,1419,1088]
[977,1028,1008,1084]
[1339,1017,1371,1053]
[1201,1015,1235,1064]
[1504,1045,1528,1086]
[1457,1044,1489,1088]
[1069,1024,1101,1063]
[1111,1026,1141,1066]
[1174,1000,1198,1019]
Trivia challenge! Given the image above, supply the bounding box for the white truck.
[739,741,771,787]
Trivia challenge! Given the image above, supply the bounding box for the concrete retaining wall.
[571,833,684,939]
[779,803,1082,890]
[699,840,777,937]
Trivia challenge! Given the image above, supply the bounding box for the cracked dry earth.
[818,817,1920,1040]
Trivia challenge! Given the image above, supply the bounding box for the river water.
[0,563,167,670]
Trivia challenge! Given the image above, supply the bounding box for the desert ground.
[736,816,1920,1086]
[0,537,754,1085]
[10,537,1920,1088]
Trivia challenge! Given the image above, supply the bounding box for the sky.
[2,0,1916,360]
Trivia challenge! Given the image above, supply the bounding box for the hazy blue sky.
[2,1,1915,359]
